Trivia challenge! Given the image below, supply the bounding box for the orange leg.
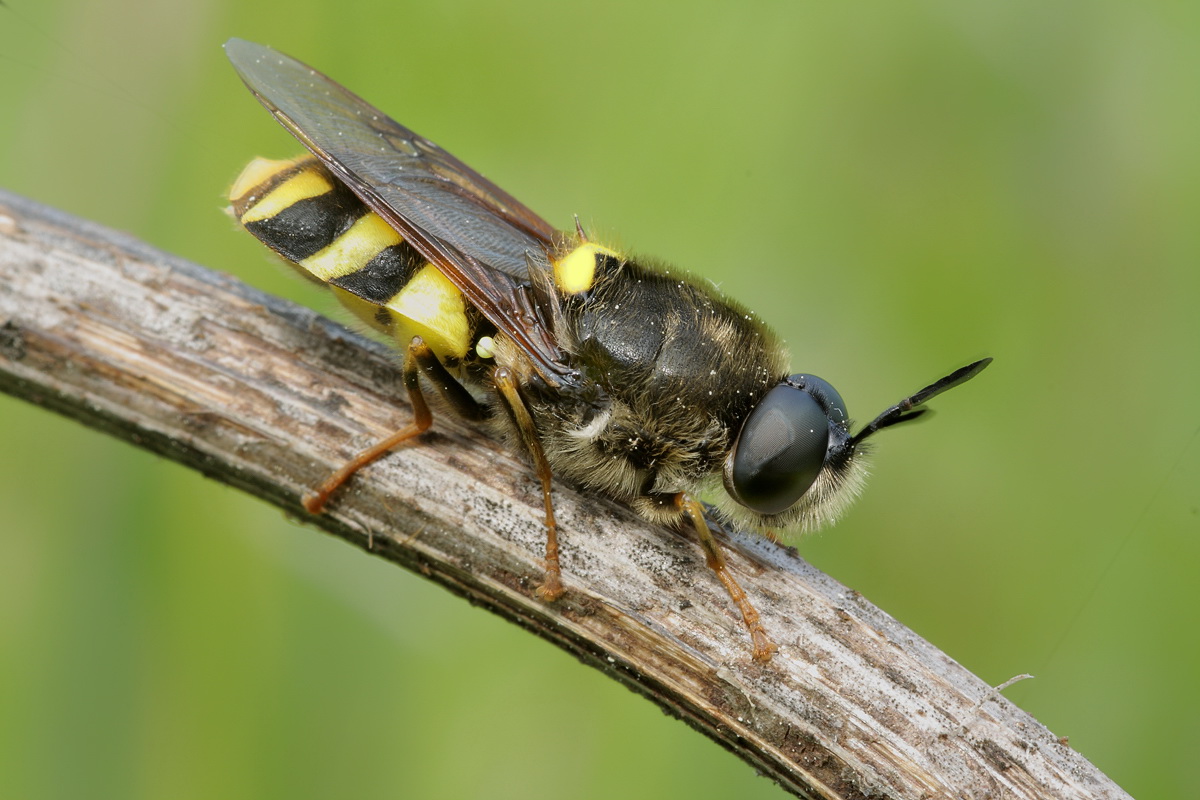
[303,336,484,514]
[493,367,563,602]
[676,494,777,663]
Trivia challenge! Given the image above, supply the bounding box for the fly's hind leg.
[674,493,777,663]
[303,336,486,514]
[492,367,564,602]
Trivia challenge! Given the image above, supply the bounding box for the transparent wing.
[225,38,574,386]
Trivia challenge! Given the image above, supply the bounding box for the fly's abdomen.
[229,155,474,364]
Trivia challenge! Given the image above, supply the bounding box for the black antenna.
[850,358,992,447]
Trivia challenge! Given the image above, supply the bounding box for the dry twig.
[0,189,1129,800]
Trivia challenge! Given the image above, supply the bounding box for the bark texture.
[0,190,1130,800]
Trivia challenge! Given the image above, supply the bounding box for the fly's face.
[720,373,864,533]
[720,361,992,534]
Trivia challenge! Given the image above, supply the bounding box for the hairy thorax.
[495,256,790,521]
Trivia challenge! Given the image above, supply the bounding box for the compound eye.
[727,384,832,515]
[793,374,848,427]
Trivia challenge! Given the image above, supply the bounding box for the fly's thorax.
[229,156,490,371]
[550,246,790,427]
[495,242,793,508]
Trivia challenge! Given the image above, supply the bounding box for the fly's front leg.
[492,367,564,602]
[303,336,486,513]
[675,493,777,663]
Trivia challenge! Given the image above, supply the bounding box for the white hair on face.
[705,448,872,538]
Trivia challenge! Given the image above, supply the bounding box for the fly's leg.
[675,493,777,663]
[493,367,564,602]
[303,336,486,514]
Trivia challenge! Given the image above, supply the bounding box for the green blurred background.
[1,0,1197,797]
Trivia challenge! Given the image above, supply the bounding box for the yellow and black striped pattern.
[229,156,472,363]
